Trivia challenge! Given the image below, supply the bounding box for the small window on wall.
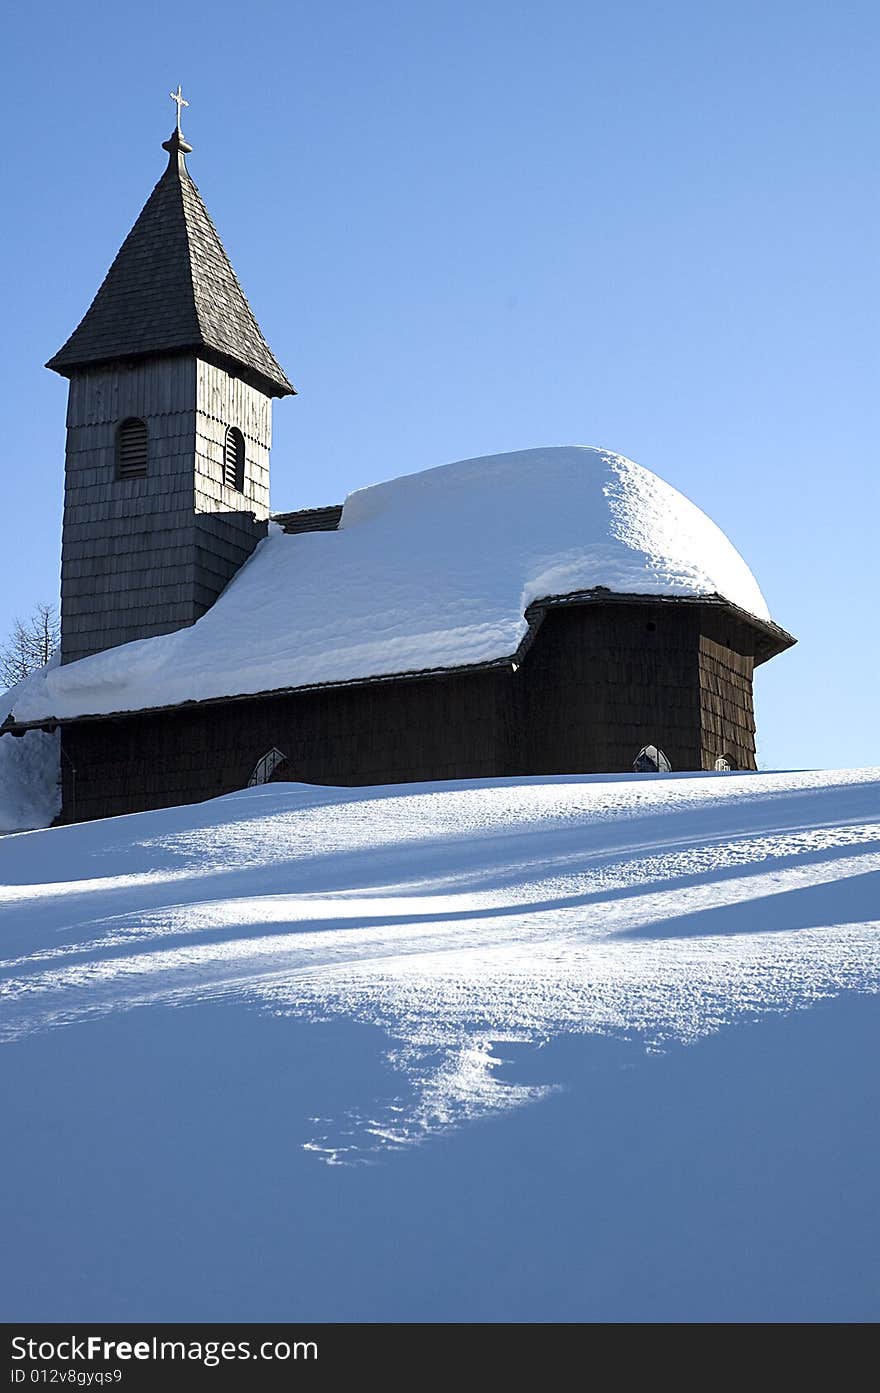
[116,417,148,478]
[248,747,288,786]
[633,745,672,773]
[714,755,737,772]
[224,426,245,492]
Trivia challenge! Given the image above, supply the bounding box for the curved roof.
[8,446,791,724]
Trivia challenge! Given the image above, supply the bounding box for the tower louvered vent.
[117,418,148,478]
[224,426,245,492]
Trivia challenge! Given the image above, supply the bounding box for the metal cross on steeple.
[169,85,189,133]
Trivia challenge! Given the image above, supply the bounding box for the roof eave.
[525,588,796,664]
[45,344,296,398]
[3,589,796,733]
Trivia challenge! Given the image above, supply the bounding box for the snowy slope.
[9,446,774,722]
[1,768,878,1320]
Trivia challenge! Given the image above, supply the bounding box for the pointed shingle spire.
[47,119,295,398]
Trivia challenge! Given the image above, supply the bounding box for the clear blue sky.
[1,0,877,770]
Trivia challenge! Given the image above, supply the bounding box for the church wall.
[61,360,201,664]
[515,603,704,774]
[697,610,757,770]
[65,358,198,428]
[60,358,269,665]
[195,360,272,520]
[56,602,762,824]
[191,361,273,617]
[192,513,268,619]
[59,667,514,823]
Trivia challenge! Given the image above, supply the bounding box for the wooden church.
[3,105,795,824]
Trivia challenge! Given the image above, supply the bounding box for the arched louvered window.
[223,426,245,492]
[714,754,736,772]
[633,745,672,774]
[116,417,148,478]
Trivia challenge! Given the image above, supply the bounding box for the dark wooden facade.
[54,597,788,824]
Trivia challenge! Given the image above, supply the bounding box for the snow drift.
[8,446,773,723]
[0,728,60,832]
[1,766,878,1320]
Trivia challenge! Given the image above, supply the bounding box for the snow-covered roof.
[7,446,780,724]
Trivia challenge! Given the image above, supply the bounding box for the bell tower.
[47,95,294,665]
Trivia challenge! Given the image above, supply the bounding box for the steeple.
[47,110,294,399]
[52,96,291,666]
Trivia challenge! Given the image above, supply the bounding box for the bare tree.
[1,604,61,688]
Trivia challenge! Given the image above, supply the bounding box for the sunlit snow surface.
[2,768,878,1165]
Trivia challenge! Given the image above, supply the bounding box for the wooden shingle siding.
[60,357,269,665]
[272,505,344,534]
[698,618,757,770]
[58,600,766,822]
[195,360,271,518]
[517,604,704,773]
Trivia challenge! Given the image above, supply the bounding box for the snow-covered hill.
[2,768,878,1321]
